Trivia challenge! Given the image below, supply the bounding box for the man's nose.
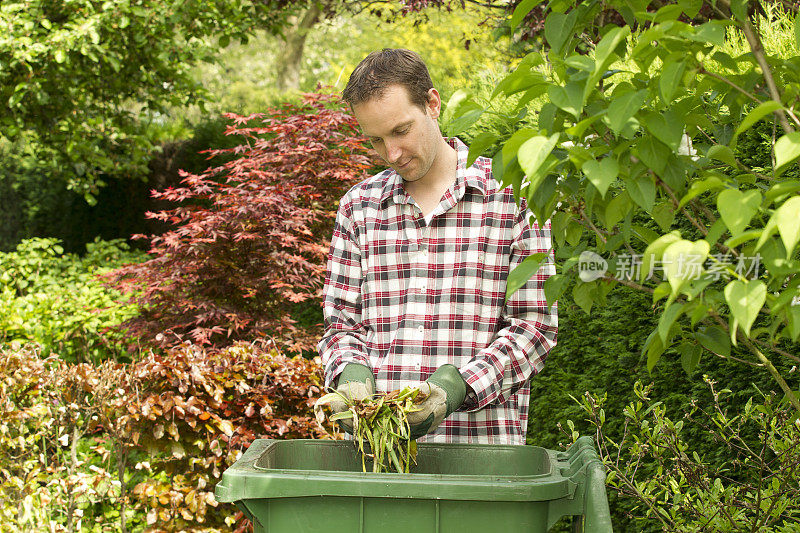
[385,140,402,163]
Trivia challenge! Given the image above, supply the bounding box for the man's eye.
[370,138,383,145]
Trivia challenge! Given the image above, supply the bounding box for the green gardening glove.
[407,364,467,439]
[330,363,376,433]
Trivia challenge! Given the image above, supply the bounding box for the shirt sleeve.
[458,202,558,411]
[317,196,373,388]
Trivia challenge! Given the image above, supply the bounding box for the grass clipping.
[315,386,428,473]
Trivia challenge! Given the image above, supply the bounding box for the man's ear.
[426,88,442,120]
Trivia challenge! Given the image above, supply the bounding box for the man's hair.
[342,48,434,109]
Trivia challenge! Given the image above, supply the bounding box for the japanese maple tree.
[102,93,374,354]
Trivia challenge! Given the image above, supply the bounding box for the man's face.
[351,85,442,183]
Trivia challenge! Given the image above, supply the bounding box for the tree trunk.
[274,3,323,91]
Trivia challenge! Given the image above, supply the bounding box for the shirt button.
[417,325,424,333]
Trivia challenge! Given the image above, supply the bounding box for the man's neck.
[404,139,457,195]
[403,139,458,217]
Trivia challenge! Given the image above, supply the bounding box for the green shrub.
[0,237,147,363]
[575,379,800,531]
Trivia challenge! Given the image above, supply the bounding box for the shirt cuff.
[457,359,501,412]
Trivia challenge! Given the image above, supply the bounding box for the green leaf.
[734,100,783,138]
[717,189,761,237]
[724,280,767,338]
[507,252,548,299]
[566,221,583,246]
[607,90,647,136]
[467,132,498,167]
[566,113,603,138]
[582,157,619,198]
[518,134,559,178]
[585,26,630,102]
[573,282,594,314]
[640,230,682,283]
[694,326,730,357]
[658,302,686,344]
[219,34,231,48]
[329,411,354,422]
[678,342,702,375]
[690,301,710,327]
[654,3,684,22]
[548,81,583,118]
[688,21,725,46]
[643,329,666,372]
[636,136,669,174]
[624,173,656,212]
[707,145,739,167]
[54,49,66,64]
[774,132,800,175]
[494,69,547,99]
[544,11,577,56]
[315,392,348,406]
[605,192,631,230]
[642,111,683,151]
[448,107,484,136]
[543,274,567,310]
[650,202,675,232]
[594,26,630,70]
[724,229,762,249]
[678,175,727,210]
[662,239,710,296]
[796,11,800,49]
[775,196,800,257]
[765,180,800,204]
[660,60,686,103]
[510,0,544,31]
[652,282,671,304]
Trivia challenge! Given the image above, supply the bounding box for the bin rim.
[215,439,578,503]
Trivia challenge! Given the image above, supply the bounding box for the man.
[318,48,557,445]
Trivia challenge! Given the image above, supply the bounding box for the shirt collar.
[379,137,488,206]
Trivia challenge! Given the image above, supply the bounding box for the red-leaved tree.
[102,93,374,354]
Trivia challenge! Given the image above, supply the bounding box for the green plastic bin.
[215,437,612,532]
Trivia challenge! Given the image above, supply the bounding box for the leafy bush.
[123,341,329,531]
[0,237,146,363]
[0,343,147,532]
[528,282,795,531]
[574,379,800,531]
[102,92,374,355]
[0,340,330,532]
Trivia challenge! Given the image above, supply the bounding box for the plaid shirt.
[318,137,557,444]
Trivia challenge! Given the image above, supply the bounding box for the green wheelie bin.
[215,436,612,532]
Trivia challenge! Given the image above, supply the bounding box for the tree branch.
[739,13,794,134]
[698,66,762,104]
[742,336,800,413]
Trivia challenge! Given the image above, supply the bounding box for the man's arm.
[318,198,374,388]
[458,205,558,411]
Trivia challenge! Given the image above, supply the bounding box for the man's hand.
[330,363,376,433]
[407,365,467,439]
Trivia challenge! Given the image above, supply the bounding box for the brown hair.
[342,48,434,109]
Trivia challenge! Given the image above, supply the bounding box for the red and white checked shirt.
[318,137,557,444]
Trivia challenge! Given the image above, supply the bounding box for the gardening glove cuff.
[407,365,467,439]
[331,363,376,433]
